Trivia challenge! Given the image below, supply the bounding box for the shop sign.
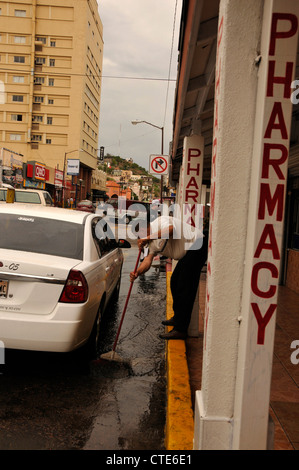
[23,179,45,190]
[34,163,46,181]
[182,136,204,228]
[54,169,64,188]
[67,159,80,175]
[0,147,23,186]
[248,8,298,345]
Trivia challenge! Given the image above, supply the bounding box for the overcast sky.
[97,0,183,172]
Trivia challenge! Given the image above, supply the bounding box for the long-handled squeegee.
[99,248,142,364]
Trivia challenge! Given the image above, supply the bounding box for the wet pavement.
[0,245,167,450]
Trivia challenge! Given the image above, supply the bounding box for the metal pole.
[62,152,67,207]
[131,120,165,202]
[160,127,164,203]
[62,149,82,208]
[0,147,3,187]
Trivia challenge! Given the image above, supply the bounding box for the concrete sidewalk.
[164,267,194,450]
[164,266,299,450]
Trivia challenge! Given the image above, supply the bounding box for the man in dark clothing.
[130,215,208,340]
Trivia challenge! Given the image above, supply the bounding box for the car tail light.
[59,270,88,303]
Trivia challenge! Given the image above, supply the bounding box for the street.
[0,245,167,450]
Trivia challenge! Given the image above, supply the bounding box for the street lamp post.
[63,149,83,207]
[131,119,164,203]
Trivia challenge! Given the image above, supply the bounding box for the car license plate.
[0,280,8,298]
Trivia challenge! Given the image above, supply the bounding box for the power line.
[163,0,179,127]
[0,66,176,82]
[103,128,156,150]
[101,75,176,82]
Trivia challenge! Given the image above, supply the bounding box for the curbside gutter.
[164,268,194,450]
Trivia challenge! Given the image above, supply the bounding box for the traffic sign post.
[149,154,169,175]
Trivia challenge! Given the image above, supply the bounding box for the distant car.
[0,186,53,206]
[97,198,151,224]
[76,199,96,213]
[0,204,131,356]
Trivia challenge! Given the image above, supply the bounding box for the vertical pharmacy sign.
[250,2,298,346]
[234,0,299,448]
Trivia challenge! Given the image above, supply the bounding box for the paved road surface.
[0,245,167,450]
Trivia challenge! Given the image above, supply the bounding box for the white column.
[194,0,264,450]
[233,0,299,449]
[194,0,299,450]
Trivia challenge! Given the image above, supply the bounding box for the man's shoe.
[159,329,187,340]
[161,317,175,326]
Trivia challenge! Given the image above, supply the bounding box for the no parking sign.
[149,154,169,175]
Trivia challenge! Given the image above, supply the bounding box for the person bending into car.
[130,215,208,340]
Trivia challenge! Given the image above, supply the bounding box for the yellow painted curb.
[165,271,194,450]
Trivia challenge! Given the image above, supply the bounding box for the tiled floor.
[186,277,299,450]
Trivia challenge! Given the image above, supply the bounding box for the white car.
[0,205,130,355]
[0,186,53,206]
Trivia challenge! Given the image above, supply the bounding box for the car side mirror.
[118,239,131,248]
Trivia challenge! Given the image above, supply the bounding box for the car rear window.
[43,192,53,206]
[0,214,84,259]
[15,192,41,204]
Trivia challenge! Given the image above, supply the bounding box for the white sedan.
[0,204,131,356]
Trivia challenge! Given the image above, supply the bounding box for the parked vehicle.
[0,204,131,355]
[76,199,96,213]
[0,186,53,206]
[97,197,150,224]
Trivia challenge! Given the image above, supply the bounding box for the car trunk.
[0,251,80,315]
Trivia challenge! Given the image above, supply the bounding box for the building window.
[10,134,21,141]
[46,139,52,144]
[32,134,42,142]
[48,99,54,104]
[50,41,56,47]
[34,77,45,84]
[34,96,44,103]
[35,57,46,65]
[14,10,26,17]
[36,36,46,44]
[12,95,24,102]
[32,115,43,122]
[49,59,55,67]
[47,117,53,125]
[14,36,26,44]
[48,78,54,86]
[14,56,25,63]
[11,114,23,121]
[13,76,24,83]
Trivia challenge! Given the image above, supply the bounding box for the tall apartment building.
[0,0,103,202]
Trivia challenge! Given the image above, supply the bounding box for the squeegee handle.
[112,249,142,352]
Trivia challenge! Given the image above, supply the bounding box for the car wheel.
[82,304,103,359]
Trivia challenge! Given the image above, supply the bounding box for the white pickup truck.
[0,185,53,206]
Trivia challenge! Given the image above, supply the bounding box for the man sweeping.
[130,214,209,340]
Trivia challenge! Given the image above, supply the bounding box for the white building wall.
[194,0,264,450]
[194,0,299,450]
